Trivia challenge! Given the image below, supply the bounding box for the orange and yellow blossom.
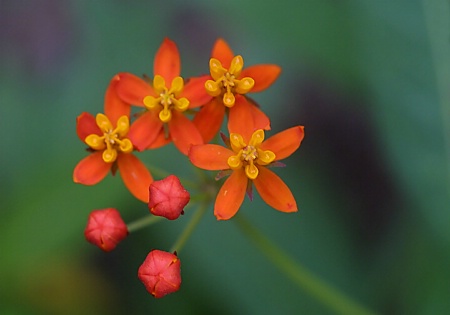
[73,77,153,203]
[188,126,304,220]
[194,38,282,142]
[115,38,212,155]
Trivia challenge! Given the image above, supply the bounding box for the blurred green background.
[1,0,449,314]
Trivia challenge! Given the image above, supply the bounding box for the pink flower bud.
[84,208,128,252]
[138,250,181,298]
[148,175,190,220]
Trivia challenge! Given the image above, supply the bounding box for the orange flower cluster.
[74,38,304,214]
[76,38,304,297]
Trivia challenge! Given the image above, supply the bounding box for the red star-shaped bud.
[138,250,181,298]
[148,175,190,220]
[84,208,128,252]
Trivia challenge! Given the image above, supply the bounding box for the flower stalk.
[127,214,165,233]
[169,201,209,253]
[234,214,377,315]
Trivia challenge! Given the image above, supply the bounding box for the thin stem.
[127,215,164,233]
[423,0,450,193]
[234,215,377,315]
[170,202,209,253]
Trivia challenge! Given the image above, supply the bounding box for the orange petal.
[214,168,248,220]
[211,38,234,69]
[128,111,164,151]
[228,96,256,141]
[241,64,281,93]
[260,126,305,161]
[248,99,271,131]
[117,153,153,203]
[169,111,204,155]
[147,128,171,149]
[76,112,101,142]
[73,151,111,185]
[188,144,232,170]
[115,72,155,106]
[154,38,180,83]
[181,75,213,108]
[192,98,225,143]
[104,74,131,123]
[253,167,297,212]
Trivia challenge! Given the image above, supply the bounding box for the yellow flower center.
[227,129,275,179]
[85,114,133,163]
[205,55,255,108]
[143,75,189,123]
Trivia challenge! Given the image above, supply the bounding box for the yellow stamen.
[229,55,244,77]
[143,96,159,109]
[205,80,221,96]
[117,138,133,152]
[209,58,227,81]
[235,77,255,94]
[115,116,130,137]
[256,149,275,165]
[223,92,235,108]
[84,114,133,163]
[143,75,189,123]
[103,148,117,163]
[96,113,113,132]
[205,55,255,107]
[227,155,242,169]
[227,129,276,179]
[229,133,246,151]
[249,129,265,146]
[170,77,184,94]
[172,97,189,111]
[153,75,166,91]
[245,160,259,180]
[85,134,106,150]
[159,108,172,123]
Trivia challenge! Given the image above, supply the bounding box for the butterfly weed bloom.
[115,38,212,155]
[73,77,153,202]
[189,126,304,220]
[138,250,182,298]
[149,175,190,220]
[194,38,281,142]
[76,38,313,303]
[84,208,129,252]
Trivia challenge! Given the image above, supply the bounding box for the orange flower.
[73,77,153,203]
[189,126,304,220]
[194,38,282,142]
[115,38,212,155]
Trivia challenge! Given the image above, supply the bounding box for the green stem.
[127,215,164,233]
[170,202,208,253]
[423,0,450,193]
[234,215,377,315]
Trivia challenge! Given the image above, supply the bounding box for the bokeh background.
[1,0,449,314]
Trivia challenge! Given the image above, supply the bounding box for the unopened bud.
[138,250,181,298]
[148,175,190,220]
[84,208,128,251]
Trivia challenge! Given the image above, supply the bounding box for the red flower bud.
[148,175,190,220]
[84,208,128,252]
[138,250,181,298]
